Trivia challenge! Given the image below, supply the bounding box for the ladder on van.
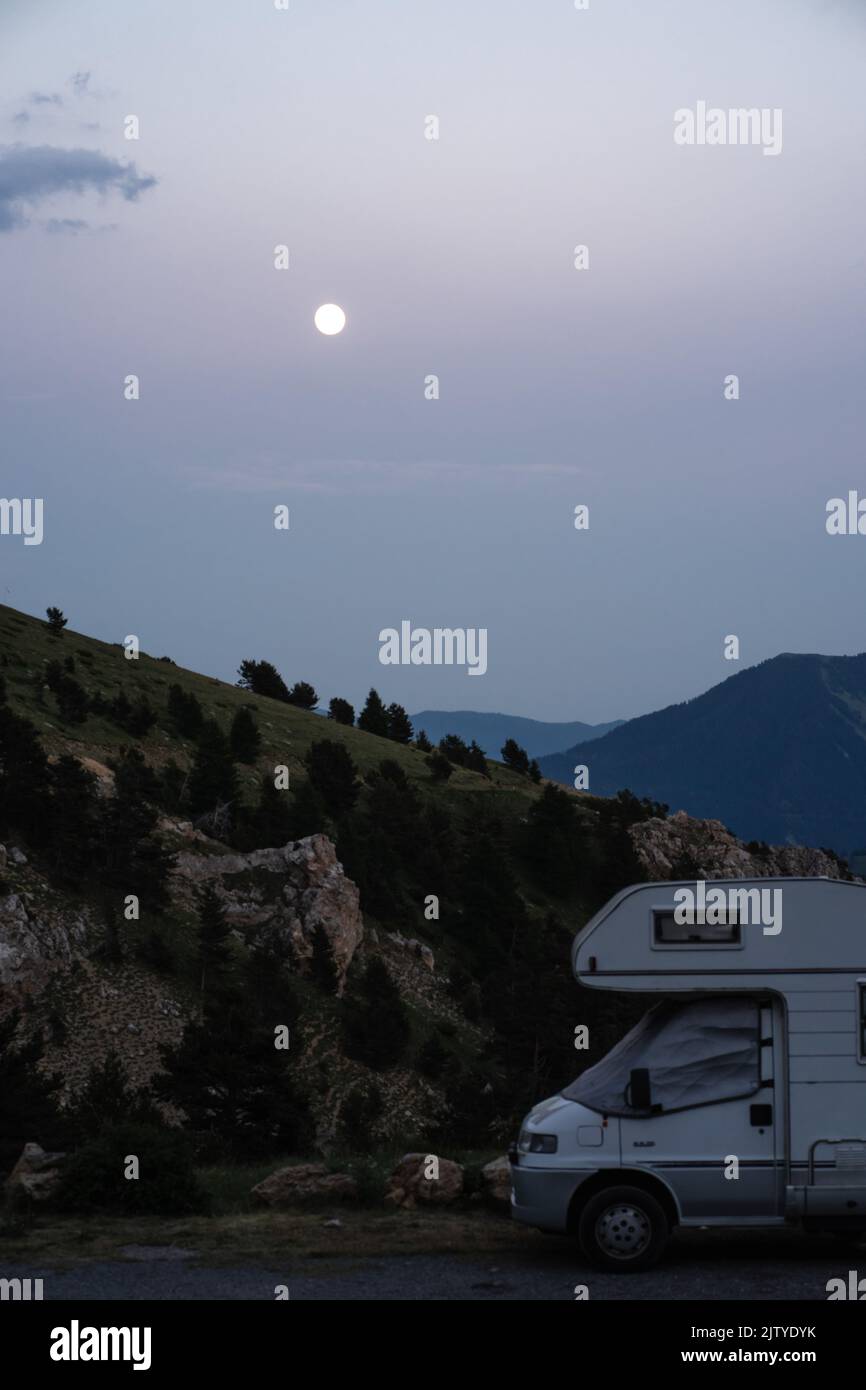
[786,1139,866,1218]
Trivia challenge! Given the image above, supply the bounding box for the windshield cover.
[562,997,760,1116]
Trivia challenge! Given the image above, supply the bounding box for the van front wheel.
[578,1186,668,1272]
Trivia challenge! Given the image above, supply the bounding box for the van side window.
[859,984,866,1062]
[653,910,741,946]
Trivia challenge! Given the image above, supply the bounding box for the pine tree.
[196,885,233,1012]
[229,706,261,763]
[0,707,49,841]
[465,739,489,776]
[187,719,239,817]
[415,728,432,752]
[305,740,360,818]
[167,684,203,738]
[426,751,453,782]
[236,659,290,703]
[45,607,67,637]
[0,1012,67,1175]
[523,783,581,894]
[439,734,469,765]
[342,958,411,1070]
[328,697,355,726]
[287,681,319,710]
[501,737,530,774]
[252,774,293,847]
[386,702,413,743]
[55,674,88,724]
[357,688,389,737]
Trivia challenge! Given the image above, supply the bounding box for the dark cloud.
[30,92,62,106]
[70,71,91,96]
[12,112,29,126]
[0,145,157,232]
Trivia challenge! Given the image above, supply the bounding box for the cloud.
[30,92,62,106]
[0,144,157,231]
[45,217,89,235]
[70,71,91,96]
[12,112,29,126]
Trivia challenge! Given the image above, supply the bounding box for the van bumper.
[509,1163,596,1233]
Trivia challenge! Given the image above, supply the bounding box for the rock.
[384,1153,464,1209]
[251,1163,358,1207]
[9,847,27,865]
[631,810,850,883]
[76,758,116,796]
[0,893,91,988]
[481,1156,512,1207]
[419,945,435,971]
[173,835,363,993]
[5,1142,65,1202]
[0,844,6,870]
[322,1218,343,1228]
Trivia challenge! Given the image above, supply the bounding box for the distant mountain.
[538,653,866,858]
[409,710,623,759]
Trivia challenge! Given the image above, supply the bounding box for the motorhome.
[509,876,866,1270]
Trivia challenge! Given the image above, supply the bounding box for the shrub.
[54,1121,209,1215]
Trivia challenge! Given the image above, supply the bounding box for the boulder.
[5,1142,66,1202]
[251,1163,358,1207]
[0,844,6,871]
[481,1155,512,1207]
[173,835,363,993]
[385,1153,463,1209]
[631,810,849,882]
[9,847,27,865]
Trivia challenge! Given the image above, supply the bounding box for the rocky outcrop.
[0,889,92,990]
[480,1155,511,1207]
[172,834,363,991]
[384,1153,464,1209]
[631,810,851,882]
[5,1142,66,1202]
[251,1163,358,1206]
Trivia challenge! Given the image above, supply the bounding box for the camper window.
[652,909,741,946]
[562,997,760,1116]
[858,982,866,1062]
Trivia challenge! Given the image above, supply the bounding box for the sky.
[1,0,865,723]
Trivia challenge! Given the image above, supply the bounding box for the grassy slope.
[0,602,545,811]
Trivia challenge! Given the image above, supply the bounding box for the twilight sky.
[1,0,865,722]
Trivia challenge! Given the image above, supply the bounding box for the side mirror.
[626,1067,652,1110]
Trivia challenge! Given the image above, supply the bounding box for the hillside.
[409,710,623,759]
[0,605,852,1196]
[538,653,866,859]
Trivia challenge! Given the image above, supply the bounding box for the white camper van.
[509,877,866,1270]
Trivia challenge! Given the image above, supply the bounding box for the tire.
[577,1185,669,1272]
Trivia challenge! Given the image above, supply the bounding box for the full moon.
[314,303,346,335]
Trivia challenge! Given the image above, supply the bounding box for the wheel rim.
[595,1202,651,1260]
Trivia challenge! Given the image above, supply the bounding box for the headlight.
[528,1134,558,1154]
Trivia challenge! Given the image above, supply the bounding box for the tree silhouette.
[358,688,389,737]
[328,697,355,726]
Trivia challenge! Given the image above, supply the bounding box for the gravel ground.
[3,1229,858,1300]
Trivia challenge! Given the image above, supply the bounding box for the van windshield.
[562,997,760,1116]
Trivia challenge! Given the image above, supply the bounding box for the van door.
[618,1002,780,1221]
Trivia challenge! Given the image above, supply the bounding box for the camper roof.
[573,876,866,993]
